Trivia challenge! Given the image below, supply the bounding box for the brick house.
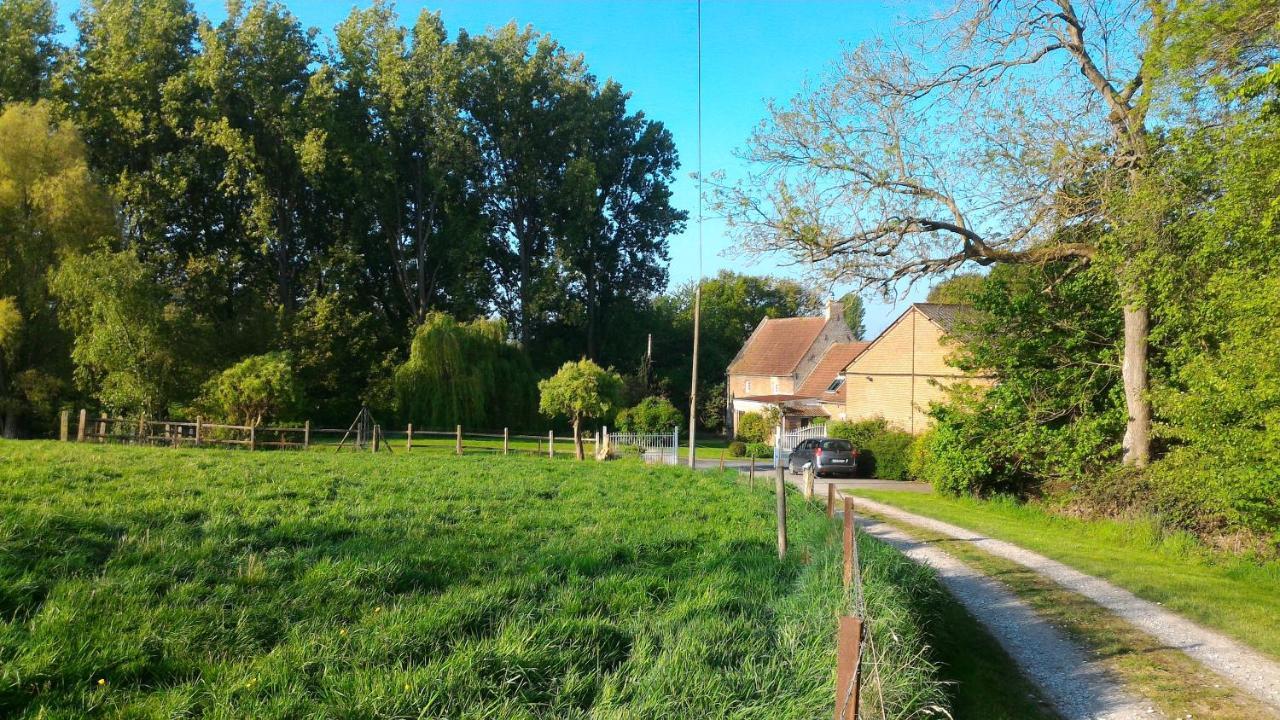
[726,300,864,439]
[842,303,990,433]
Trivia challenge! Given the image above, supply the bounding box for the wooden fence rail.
[64,411,615,460]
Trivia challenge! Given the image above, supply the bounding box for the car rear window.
[821,440,852,451]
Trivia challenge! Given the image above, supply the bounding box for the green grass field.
[852,490,1280,660]
[0,441,982,719]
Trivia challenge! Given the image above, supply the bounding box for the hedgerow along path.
[0,440,951,719]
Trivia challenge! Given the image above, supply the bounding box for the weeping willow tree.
[393,313,539,430]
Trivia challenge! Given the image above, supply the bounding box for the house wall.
[844,308,984,433]
[728,373,795,399]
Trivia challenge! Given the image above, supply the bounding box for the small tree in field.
[539,359,623,460]
[198,352,299,427]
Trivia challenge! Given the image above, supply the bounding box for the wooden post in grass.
[59,410,69,441]
[250,423,256,451]
[405,423,412,450]
[503,427,509,455]
[456,425,462,455]
[98,413,106,443]
[827,482,836,519]
[804,465,815,500]
[137,414,145,444]
[843,496,855,589]
[833,615,865,720]
[749,455,756,488]
[371,425,380,453]
[775,463,788,559]
[719,448,725,470]
[196,417,203,446]
[303,420,310,449]
[548,431,555,458]
[77,409,86,442]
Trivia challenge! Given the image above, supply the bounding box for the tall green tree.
[176,0,330,314]
[838,292,865,339]
[331,3,493,327]
[0,102,113,436]
[553,81,685,361]
[457,23,594,344]
[0,0,60,103]
[50,249,206,416]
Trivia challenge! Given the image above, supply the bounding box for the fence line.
[60,409,641,462]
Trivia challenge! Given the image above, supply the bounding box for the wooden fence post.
[804,465,815,500]
[503,427,509,455]
[59,410,69,441]
[196,417,203,446]
[548,431,554,458]
[137,415,145,444]
[456,425,462,455]
[843,496,855,589]
[719,448,725,470]
[405,423,412,451]
[749,455,756,488]
[77,409,86,442]
[775,463,788,560]
[833,616,865,720]
[98,413,106,443]
[827,481,836,519]
[249,424,256,451]
[372,425,380,453]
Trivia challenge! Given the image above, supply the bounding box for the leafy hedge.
[825,418,915,480]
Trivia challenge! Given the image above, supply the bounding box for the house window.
[826,377,845,393]
[744,380,752,393]
[771,377,780,393]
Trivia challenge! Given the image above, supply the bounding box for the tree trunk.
[1121,302,1151,467]
[573,416,584,461]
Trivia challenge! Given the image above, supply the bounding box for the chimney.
[825,297,843,320]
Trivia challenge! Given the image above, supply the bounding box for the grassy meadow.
[0,440,969,719]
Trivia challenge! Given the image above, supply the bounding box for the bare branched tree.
[715,0,1167,466]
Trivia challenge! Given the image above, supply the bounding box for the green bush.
[727,441,747,457]
[909,431,933,479]
[915,406,997,495]
[745,442,773,459]
[735,412,770,444]
[864,430,915,481]
[616,396,682,433]
[196,352,299,426]
[825,417,890,449]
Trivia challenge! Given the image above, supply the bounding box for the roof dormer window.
[826,377,845,393]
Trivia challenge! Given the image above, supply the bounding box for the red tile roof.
[727,317,829,376]
[795,342,871,402]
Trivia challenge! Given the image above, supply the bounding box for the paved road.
[855,496,1280,718]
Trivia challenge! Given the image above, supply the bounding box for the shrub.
[825,418,890,449]
[197,352,299,426]
[609,443,645,460]
[909,431,933,479]
[735,412,770,444]
[864,430,915,480]
[745,442,773,459]
[616,396,682,433]
[727,441,747,457]
[915,408,996,495]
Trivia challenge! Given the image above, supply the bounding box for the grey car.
[787,438,858,477]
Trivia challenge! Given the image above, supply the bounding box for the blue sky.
[58,0,934,336]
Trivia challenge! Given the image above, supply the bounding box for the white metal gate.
[775,424,829,465]
[608,427,680,465]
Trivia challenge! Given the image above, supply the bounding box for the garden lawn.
[852,490,1280,660]
[0,440,954,719]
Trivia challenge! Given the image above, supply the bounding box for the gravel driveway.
[860,517,1155,719]
[854,496,1280,717]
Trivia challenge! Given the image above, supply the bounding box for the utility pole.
[688,0,703,469]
